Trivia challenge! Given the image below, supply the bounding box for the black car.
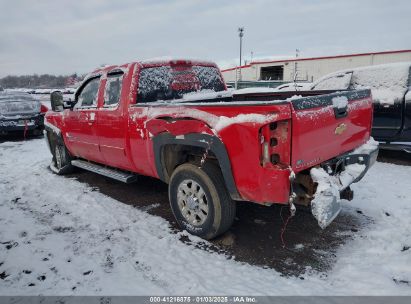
[0,91,46,136]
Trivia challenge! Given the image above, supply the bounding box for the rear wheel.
[169,162,236,240]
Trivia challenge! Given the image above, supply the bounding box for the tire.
[168,162,236,240]
[51,140,73,175]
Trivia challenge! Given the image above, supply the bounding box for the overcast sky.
[0,0,410,77]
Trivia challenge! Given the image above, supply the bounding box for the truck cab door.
[371,100,403,140]
[97,71,132,170]
[64,76,104,163]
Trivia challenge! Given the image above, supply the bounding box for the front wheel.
[51,141,73,175]
[168,163,236,240]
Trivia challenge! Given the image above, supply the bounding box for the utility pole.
[238,27,244,81]
[294,49,300,82]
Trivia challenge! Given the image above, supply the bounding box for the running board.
[71,160,138,183]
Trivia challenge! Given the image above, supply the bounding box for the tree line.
[0,74,83,89]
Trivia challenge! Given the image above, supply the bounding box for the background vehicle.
[45,59,377,239]
[310,62,411,152]
[272,82,313,91]
[0,91,47,136]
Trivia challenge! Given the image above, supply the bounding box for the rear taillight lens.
[260,120,291,168]
[40,104,49,113]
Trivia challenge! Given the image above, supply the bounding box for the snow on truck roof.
[313,62,411,84]
[312,61,411,105]
[90,59,218,75]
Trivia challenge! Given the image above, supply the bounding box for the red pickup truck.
[45,59,378,239]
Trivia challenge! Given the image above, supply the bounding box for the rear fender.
[152,132,241,200]
[145,117,213,137]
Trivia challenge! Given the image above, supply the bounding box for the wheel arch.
[152,133,242,200]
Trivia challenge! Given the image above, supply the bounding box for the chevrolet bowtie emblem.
[335,123,347,135]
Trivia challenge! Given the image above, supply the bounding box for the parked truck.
[45,59,378,239]
[310,62,411,152]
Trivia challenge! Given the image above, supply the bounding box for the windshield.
[137,65,225,103]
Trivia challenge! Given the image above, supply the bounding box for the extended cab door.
[371,98,403,140]
[97,71,132,170]
[349,70,405,140]
[64,76,104,163]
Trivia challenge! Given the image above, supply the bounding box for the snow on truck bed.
[0,139,411,295]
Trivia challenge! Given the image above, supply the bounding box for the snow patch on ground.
[0,139,410,295]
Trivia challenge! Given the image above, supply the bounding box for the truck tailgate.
[290,89,373,172]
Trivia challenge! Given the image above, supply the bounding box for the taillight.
[260,120,291,168]
[40,104,49,113]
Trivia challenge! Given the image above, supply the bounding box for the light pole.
[294,49,300,81]
[238,27,244,81]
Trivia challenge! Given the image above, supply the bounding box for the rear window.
[0,92,36,103]
[312,73,352,90]
[137,65,225,103]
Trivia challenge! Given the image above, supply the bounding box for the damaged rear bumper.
[310,138,379,229]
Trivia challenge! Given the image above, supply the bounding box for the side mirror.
[50,91,64,112]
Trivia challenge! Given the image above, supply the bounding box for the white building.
[221,49,411,83]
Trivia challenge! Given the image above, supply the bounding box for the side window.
[77,77,100,107]
[313,72,352,90]
[104,73,124,106]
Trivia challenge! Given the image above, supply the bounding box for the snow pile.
[332,96,348,109]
